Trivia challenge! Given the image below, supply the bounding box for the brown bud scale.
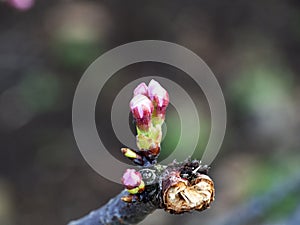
[162,167,214,214]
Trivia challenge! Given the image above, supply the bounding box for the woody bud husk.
[162,165,214,214]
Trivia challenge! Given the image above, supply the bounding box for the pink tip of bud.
[148,79,169,107]
[130,94,153,119]
[134,82,148,96]
[148,80,169,117]
[122,169,142,189]
[8,0,34,11]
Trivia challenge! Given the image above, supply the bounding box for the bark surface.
[68,160,214,225]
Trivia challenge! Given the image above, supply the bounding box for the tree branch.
[69,81,215,225]
[68,190,158,225]
[68,160,214,225]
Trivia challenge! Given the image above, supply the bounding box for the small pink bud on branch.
[126,80,170,165]
[122,169,145,194]
[122,169,142,189]
[130,94,154,132]
[148,79,169,122]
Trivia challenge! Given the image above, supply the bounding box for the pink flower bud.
[148,79,169,118]
[133,82,148,96]
[122,169,142,190]
[130,94,153,131]
[8,0,35,11]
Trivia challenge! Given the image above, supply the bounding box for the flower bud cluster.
[122,80,169,196]
[130,79,169,131]
[129,80,169,156]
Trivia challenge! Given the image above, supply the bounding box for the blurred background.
[1,0,300,225]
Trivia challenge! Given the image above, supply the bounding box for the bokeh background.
[1,1,300,225]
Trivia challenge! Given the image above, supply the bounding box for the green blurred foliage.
[240,155,300,222]
[244,156,300,197]
[229,63,294,114]
[159,111,180,161]
[159,110,210,161]
[18,72,62,113]
[51,39,102,68]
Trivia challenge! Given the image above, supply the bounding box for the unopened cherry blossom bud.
[122,169,142,189]
[134,82,148,96]
[148,79,169,120]
[130,94,153,131]
[122,169,145,194]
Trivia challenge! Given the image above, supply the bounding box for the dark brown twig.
[68,190,158,225]
[68,160,214,225]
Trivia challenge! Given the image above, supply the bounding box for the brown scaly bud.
[121,194,140,203]
[140,145,161,165]
[161,164,214,214]
[130,94,154,132]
